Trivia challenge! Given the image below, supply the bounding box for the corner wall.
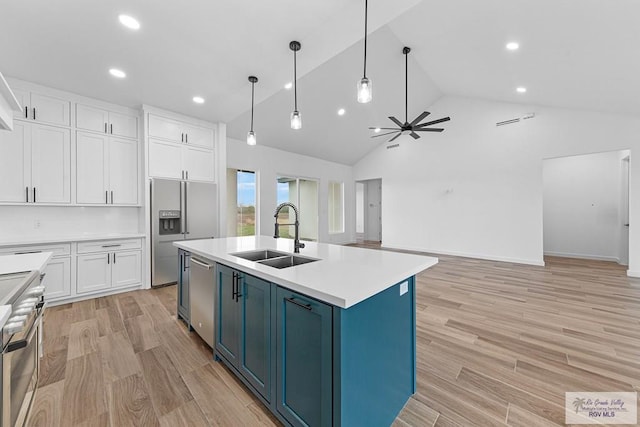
[226,138,355,245]
[354,95,640,276]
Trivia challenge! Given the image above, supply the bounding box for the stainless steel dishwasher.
[189,257,215,348]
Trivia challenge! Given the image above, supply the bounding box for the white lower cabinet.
[42,256,72,300]
[77,247,142,294]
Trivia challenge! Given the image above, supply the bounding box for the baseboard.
[544,251,620,263]
[47,284,143,307]
[380,243,545,267]
[627,270,640,278]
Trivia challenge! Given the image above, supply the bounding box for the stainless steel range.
[0,270,45,427]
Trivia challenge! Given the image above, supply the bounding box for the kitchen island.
[174,236,438,427]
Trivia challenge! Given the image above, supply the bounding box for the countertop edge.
[0,233,147,247]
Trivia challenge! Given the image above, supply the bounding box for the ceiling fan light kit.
[247,75,258,145]
[289,40,302,130]
[357,0,372,103]
[369,46,451,144]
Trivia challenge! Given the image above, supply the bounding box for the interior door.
[366,179,382,242]
[30,124,71,203]
[109,137,138,204]
[185,181,217,239]
[76,131,108,204]
[0,122,29,202]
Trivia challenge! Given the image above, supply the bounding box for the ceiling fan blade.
[368,127,400,130]
[371,131,399,138]
[388,133,402,142]
[410,132,420,139]
[417,117,451,128]
[414,128,444,132]
[388,116,404,127]
[409,111,431,126]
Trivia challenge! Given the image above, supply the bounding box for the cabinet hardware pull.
[24,106,28,118]
[101,244,122,248]
[25,187,29,203]
[15,251,42,255]
[113,253,116,264]
[107,253,110,264]
[185,170,189,180]
[105,123,108,133]
[110,124,113,134]
[285,297,312,311]
[111,190,114,204]
[185,133,188,143]
[181,133,184,142]
[33,187,36,203]
[32,107,36,121]
[105,190,108,204]
[232,272,237,300]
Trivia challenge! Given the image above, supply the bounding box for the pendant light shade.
[289,41,302,130]
[357,0,372,103]
[247,75,258,146]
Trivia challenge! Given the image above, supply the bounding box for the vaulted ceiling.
[2,0,638,165]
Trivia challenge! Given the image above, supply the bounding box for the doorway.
[226,169,257,237]
[355,179,382,243]
[542,150,630,264]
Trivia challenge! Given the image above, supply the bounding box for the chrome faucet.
[274,202,305,253]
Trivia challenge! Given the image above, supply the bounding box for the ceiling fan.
[370,46,451,144]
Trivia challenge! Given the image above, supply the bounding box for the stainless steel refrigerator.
[151,178,217,287]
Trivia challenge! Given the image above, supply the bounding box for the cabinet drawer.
[0,243,71,257]
[77,239,142,254]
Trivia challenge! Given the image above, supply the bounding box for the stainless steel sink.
[257,255,319,269]
[230,249,291,262]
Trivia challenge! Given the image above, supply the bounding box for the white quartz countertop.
[0,233,146,247]
[0,252,52,275]
[174,236,438,308]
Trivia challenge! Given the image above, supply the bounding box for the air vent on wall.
[496,113,535,127]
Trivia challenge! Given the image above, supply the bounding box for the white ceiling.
[2,0,638,165]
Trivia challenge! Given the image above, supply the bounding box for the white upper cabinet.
[148,138,183,180]
[76,131,138,205]
[14,88,70,127]
[0,122,70,204]
[0,122,29,202]
[30,124,71,203]
[76,104,138,139]
[183,146,215,182]
[148,114,214,148]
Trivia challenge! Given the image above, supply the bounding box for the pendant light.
[247,76,258,146]
[357,0,372,103]
[289,41,302,130]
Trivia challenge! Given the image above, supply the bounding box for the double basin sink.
[230,249,319,269]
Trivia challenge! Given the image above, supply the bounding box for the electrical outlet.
[399,281,408,296]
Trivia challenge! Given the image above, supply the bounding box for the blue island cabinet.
[215,262,416,427]
[216,264,272,402]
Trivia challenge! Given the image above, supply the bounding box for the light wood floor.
[27,248,640,426]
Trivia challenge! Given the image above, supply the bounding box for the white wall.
[0,206,140,241]
[226,138,355,245]
[543,150,629,262]
[354,95,640,276]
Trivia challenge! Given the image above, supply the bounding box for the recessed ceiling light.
[284,82,293,90]
[516,87,527,93]
[109,68,126,78]
[118,14,140,30]
[506,42,519,51]
[374,127,381,133]
[337,108,346,116]
[193,96,205,104]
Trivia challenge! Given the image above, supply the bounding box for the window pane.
[328,181,344,234]
[237,170,256,236]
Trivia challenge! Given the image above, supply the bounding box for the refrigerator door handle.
[179,180,186,235]
[184,181,189,234]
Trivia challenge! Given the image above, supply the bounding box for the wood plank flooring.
[28,247,640,426]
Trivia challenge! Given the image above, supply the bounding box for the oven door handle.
[4,310,42,353]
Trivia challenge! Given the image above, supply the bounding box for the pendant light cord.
[294,49,298,111]
[363,0,368,78]
[250,81,255,132]
[405,50,408,123]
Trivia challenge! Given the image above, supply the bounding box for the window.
[227,169,256,236]
[277,176,318,241]
[328,181,344,234]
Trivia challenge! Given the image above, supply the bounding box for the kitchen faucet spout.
[274,202,305,253]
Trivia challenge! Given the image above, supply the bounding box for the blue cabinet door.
[239,274,271,402]
[177,250,190,323]
[276,287,332,427]
[216,264,240,366]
